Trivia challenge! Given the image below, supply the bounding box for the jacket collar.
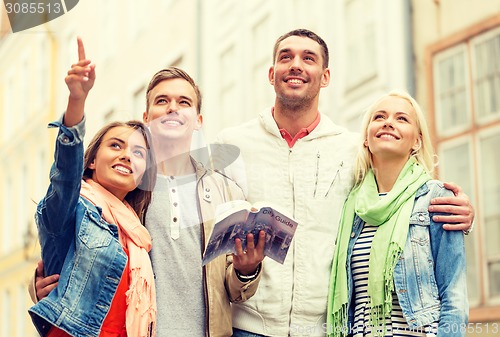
[259,107,348,142]
[415,180,431,198]
[191,156,208,181]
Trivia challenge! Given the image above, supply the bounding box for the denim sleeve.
[36,115,86,275]
[428,184,468,336]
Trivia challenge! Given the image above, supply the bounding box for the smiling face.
[143,78,202,144]
[365,96,421,165]
[268,35,330,110]
[88,126,148,200]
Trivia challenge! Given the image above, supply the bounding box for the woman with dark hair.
[28,37,157,337]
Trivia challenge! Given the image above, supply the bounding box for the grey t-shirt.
[145,174,205,337]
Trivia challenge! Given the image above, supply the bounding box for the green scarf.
[327,157,431,336]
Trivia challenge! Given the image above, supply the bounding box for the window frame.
[470,26,500,126]
[427,15,500,321]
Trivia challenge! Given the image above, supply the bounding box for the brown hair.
[83,120,157,222]
[145,66,202,115]
[273,29,330,68]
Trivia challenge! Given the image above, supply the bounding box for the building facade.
[412,0,500,334]
[0,0,200,335]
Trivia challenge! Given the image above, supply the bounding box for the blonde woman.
[328,90,468,336]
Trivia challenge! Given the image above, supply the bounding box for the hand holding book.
[202,200,299,266]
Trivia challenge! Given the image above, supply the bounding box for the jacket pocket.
[78,209,113,249]
[408,211,430,245]
[406,212,440,307]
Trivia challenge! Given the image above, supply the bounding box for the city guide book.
[202,200,299,266]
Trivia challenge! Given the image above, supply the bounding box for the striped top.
[350,223,438,336]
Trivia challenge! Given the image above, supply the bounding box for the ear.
[364,139,368,147]
[320,68,331,88]
[142,111,149,123]
[412,137,422,152]
[195,114,203,130]
[268,66,275,85]
[88,159,96,170]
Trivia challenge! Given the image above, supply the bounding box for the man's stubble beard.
[277,92,315,119]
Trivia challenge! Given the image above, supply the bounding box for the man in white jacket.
[217,28,474,337]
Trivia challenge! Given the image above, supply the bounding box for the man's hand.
[232,230,266,277]
[429,182,474,232]
[35,260,59,301]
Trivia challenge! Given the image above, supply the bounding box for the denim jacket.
[346,180,468,336]
[28,119,128,337]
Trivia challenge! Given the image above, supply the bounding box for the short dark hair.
[272,29,329,68]
[145,66,202,114]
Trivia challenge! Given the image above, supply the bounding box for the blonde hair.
[354,89,435,186]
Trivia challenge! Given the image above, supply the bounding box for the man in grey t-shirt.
[32,66,266,337]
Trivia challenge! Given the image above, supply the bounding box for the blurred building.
[0,0,498,336]
[0,4,56,336]
[412,0,500,332]
[0,0,201,335]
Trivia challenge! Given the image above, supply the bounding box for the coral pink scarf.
[81,179,156,337]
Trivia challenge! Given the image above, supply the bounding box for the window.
[133,85,146,120]
[220,45,237,127]
[17,286,26,337]
[36,149,46,201]
[128,0,147,40]
[344,0,377,89]
[478,130,500,298]
[251,15,273,115]
[472,28,500,124]
[433,45,471,136]
[100,0,116,64]
[438,139,479,302]
[19,55,29,121]
[18,164,28,249]
[431,23,500,310]
[38,37,48,108]
[3,72,14,140]
[2,290,10,336]
[3,176,13,254]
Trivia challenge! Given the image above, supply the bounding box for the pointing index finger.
[77,36,86,61]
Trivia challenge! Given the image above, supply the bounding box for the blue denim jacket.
[28,119,128,337]
[346,180,468,336]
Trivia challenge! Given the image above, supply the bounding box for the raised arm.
[64,36,95,127]
[36,37,95,276]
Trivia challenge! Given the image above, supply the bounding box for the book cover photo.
[202,200,298,266]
